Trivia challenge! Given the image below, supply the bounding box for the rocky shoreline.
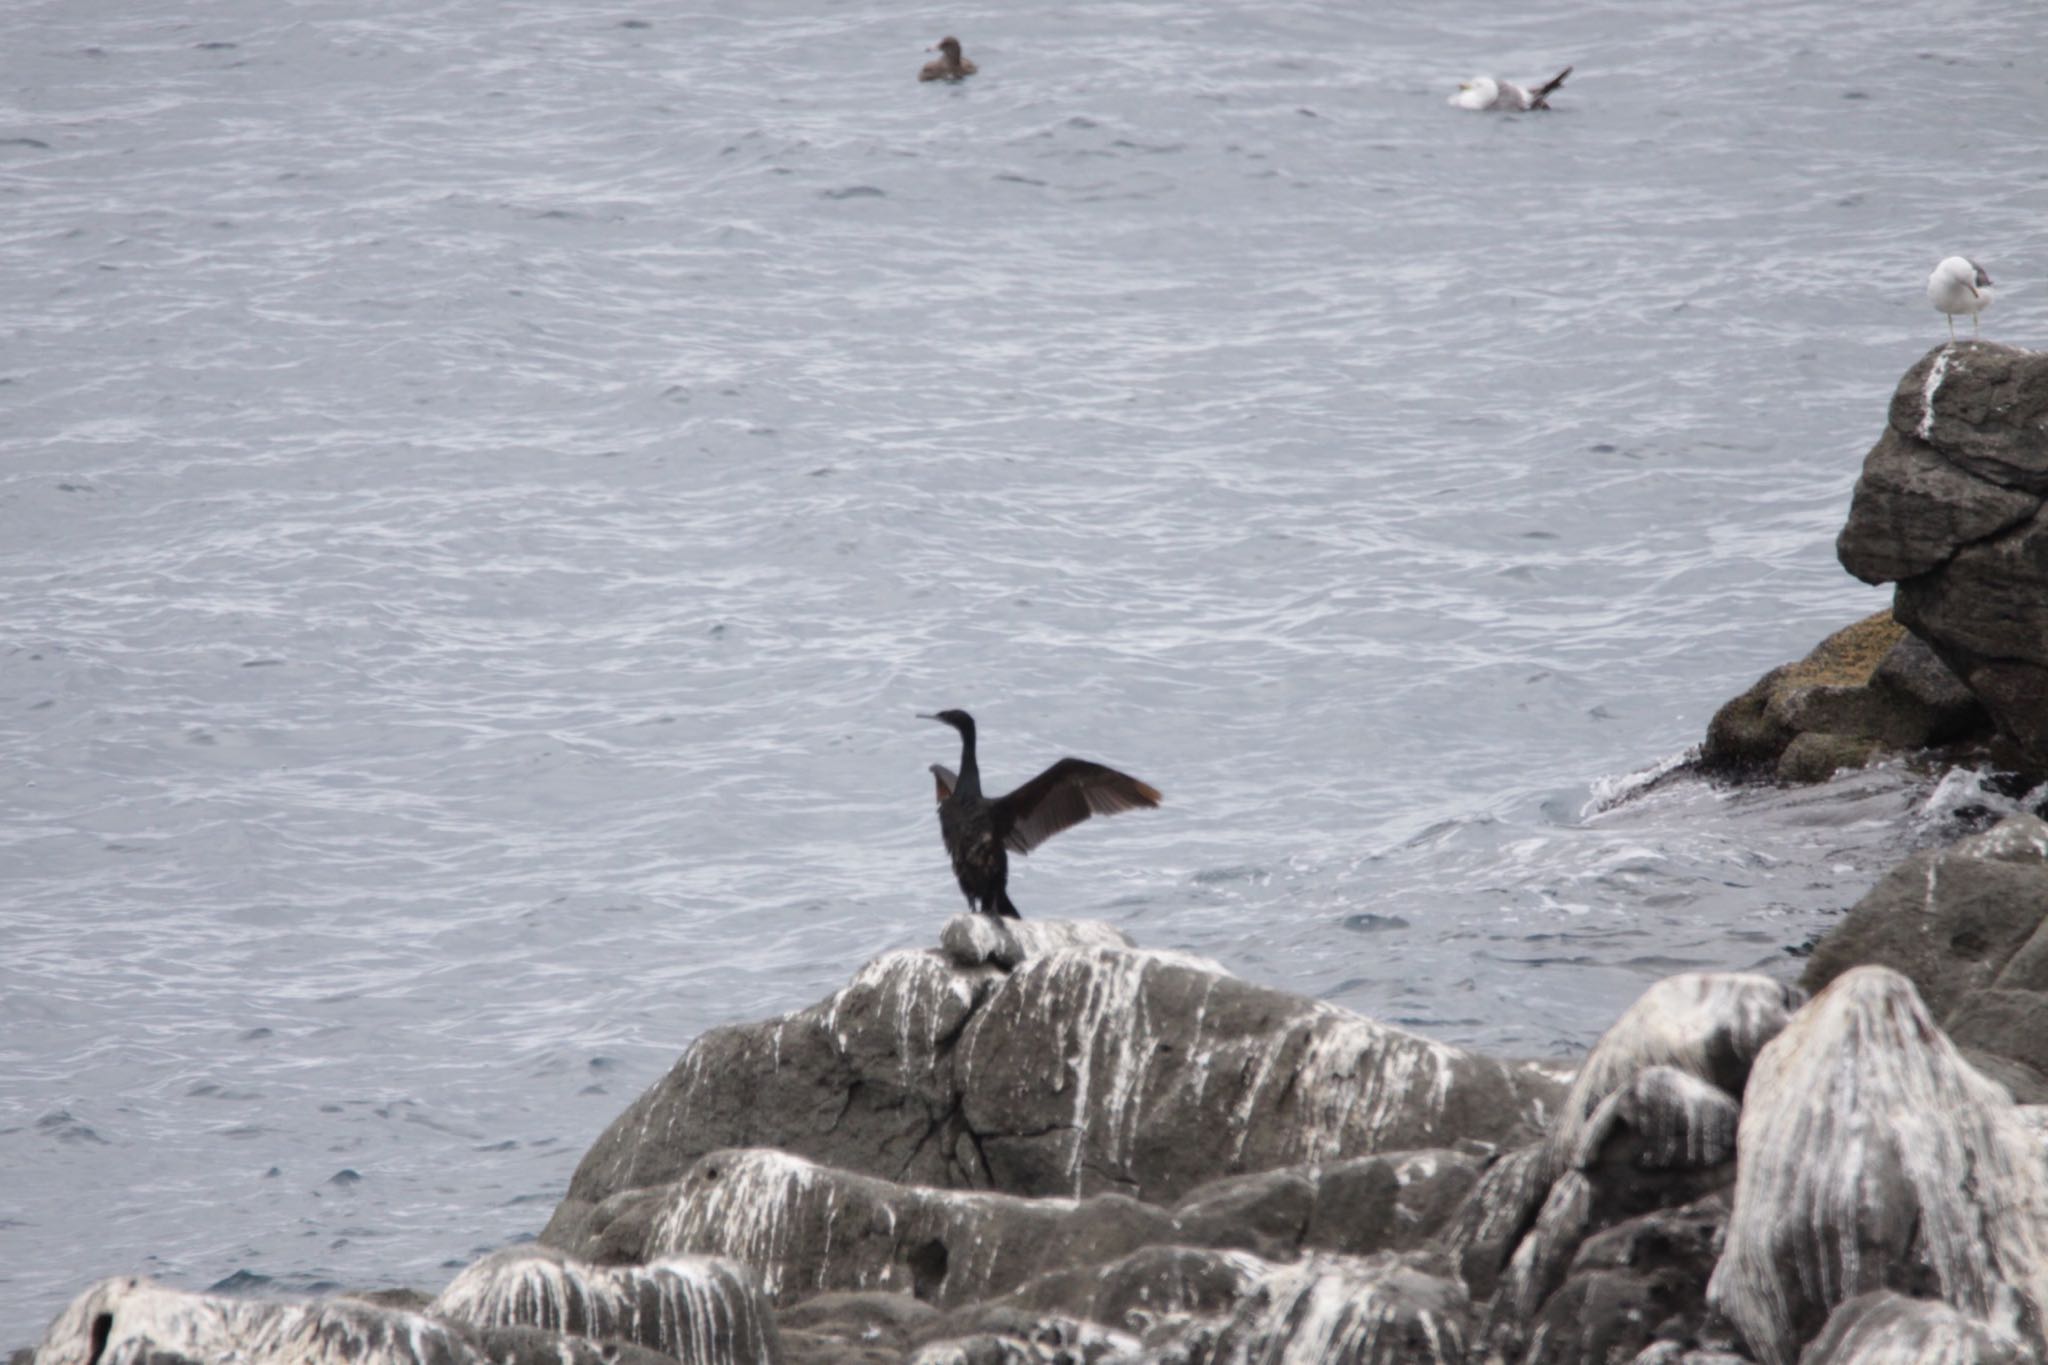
[22,343,2048,1364]
[25,824,2048,1365]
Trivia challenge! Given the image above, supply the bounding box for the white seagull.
[1450,66,1572,111]
[1926,256,1994,340]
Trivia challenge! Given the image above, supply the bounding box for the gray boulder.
[1800,813,2048,1092]
[994,1245,1268,1333]
[543,947,1004,1251]
[1880,342,2048,494]
[1838,342,2048,773]
[1706,966,2048,1365]
[776,1292,938,1365]
[1518,1195,1730,1365]
[1171,1147,1481,1261]
[1796,1292,2035,1365]
[544,932,1563,1254]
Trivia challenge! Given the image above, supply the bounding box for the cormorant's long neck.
[955,722,984,798]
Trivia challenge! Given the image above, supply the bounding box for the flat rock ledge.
[29,835,2048,1365]
[1703,341,2048,785]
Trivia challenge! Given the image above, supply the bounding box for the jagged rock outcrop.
[1706,966,2048,1365]
[1800,813,2048,1098]
[1447,974,1799,1303]
[429,1246,779,1362]
[1438,973,1800,1361]
[1838,341,2048,774]
[543,925,1564,1255]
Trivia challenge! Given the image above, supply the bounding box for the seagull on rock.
[1450,66,1572,111]
[1927,256,1994,340]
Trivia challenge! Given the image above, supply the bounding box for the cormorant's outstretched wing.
[994,758,1161,855]
[930,764,957,803]
[1529,65,1571,107]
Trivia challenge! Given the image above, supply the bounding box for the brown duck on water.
[920,709,1161,918]
[918,36,977,82]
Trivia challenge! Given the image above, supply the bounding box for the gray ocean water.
[3,0,2046,1338]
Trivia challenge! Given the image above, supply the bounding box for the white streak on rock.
[645,1148,1151,1308]
[32,1277,474,1365]
[1920,348,1953,442]
[430,1246,778,1364]
[1964,813,2048,864]
[964,946,1511,1197]
[1798,1291,2033,1364]
[1211,1254,1470,1365]
[1568,1065,1740,1172]
[1706,966,2048,1365]
[1546,972,1800,1175]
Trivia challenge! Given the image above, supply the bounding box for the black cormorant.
[919,709,1161,918]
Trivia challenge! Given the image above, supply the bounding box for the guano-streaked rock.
[544,933,1563,1259]
[956,945,1558,1201]
[1797,1291,2035,1365]
[1706,965,2048,1365]
[644,1148,1181,1308]
[1448,974,1790,1306]
[28,1276,681,1365]
[1203,1253,1472,1365]
[429,1245,780,1363]
[938,915,1134,971]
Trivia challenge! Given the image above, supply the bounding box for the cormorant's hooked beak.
[916,711,940,721]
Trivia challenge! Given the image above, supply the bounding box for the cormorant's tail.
[996,890,1021,919]
[1529,65,1572,108]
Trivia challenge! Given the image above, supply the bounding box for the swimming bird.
[919,36,977,82]
[1927,256,1994,340]
[1450,66,1572,111]
[920,709,1160,918]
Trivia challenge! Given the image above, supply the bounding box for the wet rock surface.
[27,811,2048,1365]
[1698,610,1988,783]
[1707,964,2048,1365]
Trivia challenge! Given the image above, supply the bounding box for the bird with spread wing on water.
[920,709,1161,918]
[1449,66,1572,111]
